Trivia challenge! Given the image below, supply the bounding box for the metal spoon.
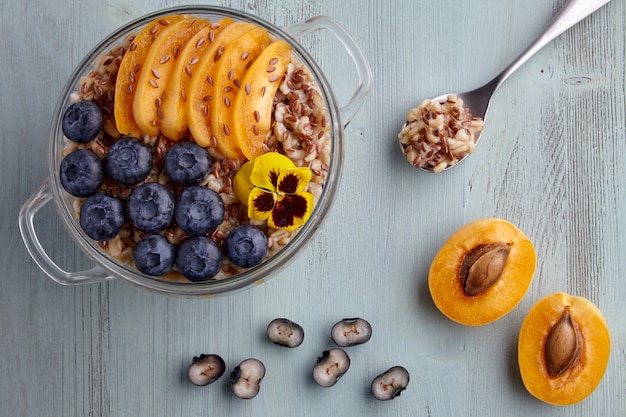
[399,0,612,173]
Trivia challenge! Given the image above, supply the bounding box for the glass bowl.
[19,5,371,297]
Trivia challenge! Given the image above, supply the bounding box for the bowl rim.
[48,5,345,297]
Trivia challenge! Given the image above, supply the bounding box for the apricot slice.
[186,22,258,150]
[133,17,209,137]
[160,17,234,140]
[114,15,186,137]
[208,28,271,160]
[518,293,610,406]
[233,40,292,160]
[428,218,536,326]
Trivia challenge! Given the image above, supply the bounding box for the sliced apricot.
[208,27,270,160]
[428,218,536,326]
[518,292,610,406]
[186,22,258,150]
[160,17,234,140]
[133,17,209,137]
[114,14,186,137]
[233,40,292,160]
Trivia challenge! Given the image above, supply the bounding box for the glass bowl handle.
[18,179,113,285]
[283,16,372,128]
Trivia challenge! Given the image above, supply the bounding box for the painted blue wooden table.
[2,0,624,415]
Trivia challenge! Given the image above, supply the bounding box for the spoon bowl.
[400,0,612,173]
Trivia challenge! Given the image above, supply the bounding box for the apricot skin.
[428,218,536,326]
[518,292,610,406]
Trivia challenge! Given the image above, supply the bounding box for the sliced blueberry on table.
[230,358,265,399]
[223,224,268,268]
[312,348,350,387]
[79,193,124,241]
[127,183,174,233]
[371,366,410,400]
[331,318,372,347]
[59,149,104,197]
[174,186,225,236]
[133,234,176,276]
[175,236,223,282]
[164,142,211,186]
[266,318,305,348]
[62,101,103,143]
[188,354,226,386]
[105,136,153,185]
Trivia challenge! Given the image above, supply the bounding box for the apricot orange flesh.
[428,218,536,326]
[518,292,610,406]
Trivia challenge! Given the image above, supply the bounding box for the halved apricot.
[133,17,209,137]
[518,292,610,406]
[114,15,186,137]
[160,17,234,140]
[428,218,536,326]
[186,22,258,150]
[233,40,292,160]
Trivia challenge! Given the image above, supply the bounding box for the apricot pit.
[518,292,610,406]
[428,218,536,326]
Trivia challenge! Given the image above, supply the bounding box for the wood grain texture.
[1,0,625,416]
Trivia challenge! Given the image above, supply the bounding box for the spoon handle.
[493,0,612,91]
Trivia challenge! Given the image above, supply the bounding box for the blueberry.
[62,101,104,143]
[105,137,153,185]
[164,142,211,186]
[79,193,124,241]
[59,149,104,197]
[176,236,223,282]
[133,234,176,276]
[223,224,268,268]
[175,186,225,236]
[127,183,174,233]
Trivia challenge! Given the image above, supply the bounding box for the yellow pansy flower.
[233,152,313,231]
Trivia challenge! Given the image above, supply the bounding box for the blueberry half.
[164,142,211,186]
[188,354,226,386]
[266,318,305,348]
[371,366,410,400]
[176,236,223,282]
[105,137,153,185]
[223,225,268,268]
[133,234,176,276]
[62,101,103,143]
[59,149,104,197]
[79,193,124,241]
[312,348,350,387]
[175,186,225,236]
[127,183,174,233]
[230,358,265,399]
[331,318,372,347]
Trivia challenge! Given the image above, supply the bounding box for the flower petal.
[277,167,311,194]
[233,160,255,206]
[248,188,275,221]
[250,152,295,191]
[268,191,314,231]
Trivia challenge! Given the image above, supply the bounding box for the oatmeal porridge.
[60,15,332,282]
